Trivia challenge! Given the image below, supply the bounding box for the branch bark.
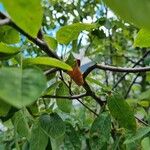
[42,93,88,99]
[0,11,59,59]
[83,64,150,79]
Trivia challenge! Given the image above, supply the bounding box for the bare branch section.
[83,64,150,78]
[42,93,88,99]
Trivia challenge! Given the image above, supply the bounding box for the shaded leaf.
[90,112,111,150]
[124,127,150,144]
[105,0,150,30]
[0,100,11,116]
[65,123,81,149]
[56,83,72,113]
[56,23,97,44]
[24,57,72,71]
[134,29,150,48]
[12,110,30,139]
[0,67,46,108]
[39,113,66,139]
[1,0,43,37]
[44,35,58,51]
[108,93,136,131]
[0,25,20,44]
[30,122,48,150]
[139,89,150,100]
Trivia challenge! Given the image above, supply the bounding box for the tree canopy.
[0,0,150,149]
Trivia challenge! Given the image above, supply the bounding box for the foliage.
[0,0,150,149]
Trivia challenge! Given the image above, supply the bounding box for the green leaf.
[104,0,150,30]
[56,23,97,44]
[134,29,150,48]
[23,57,72,71]
[0,43,20,59]
[39,113,66,139]
[65,123,81,149]
[0,67,46,108]
[141,137,150,150]
[0,25,20,44]
[1,0,43,37]
[108,93,136,131]
[44,35,58,51]
[124,127,150,144]
[30,122,48,150]
[0,100,11,116]
[12,110,30,139]
[139,89,150,100]
[90,112,111,150]
[56,83,72,113]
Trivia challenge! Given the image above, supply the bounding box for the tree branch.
[0,18,10,26]
[83,64,150,79]
[0,11,59,59]
[42,93,88,99]
[124,73,140,99]
[113,51,150,89]
[135,115,149,126]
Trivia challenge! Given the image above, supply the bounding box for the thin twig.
[135,115,149,126]
[124,73,140,99]
[44,68,59,76]
[113,51,150,89]
[42,93,88,99]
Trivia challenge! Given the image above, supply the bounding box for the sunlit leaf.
[44,35,58,51]
[141,137,150,150]
[24,57,72,71]
[134,29,150,48]
[105,0,150,30]
[56,23,97,44]
[1,0,43,37]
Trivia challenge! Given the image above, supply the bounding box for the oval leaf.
[12,110,30,139]
[44,35,58,51]
[134,29,150,48]
[24,57,72,71]
[90,112,111,149]
[56,23,97,44]
[0,67,46,108]
[124,127,150,144]
[105,0,150,30]
[39,113,66,139]
[0,43,20,59]
[0,100,11,116]
[30,122,48,150]
[1,0,43,37]
[56,83,72,113]
[0,25,20,44]
[108,93,136,131]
